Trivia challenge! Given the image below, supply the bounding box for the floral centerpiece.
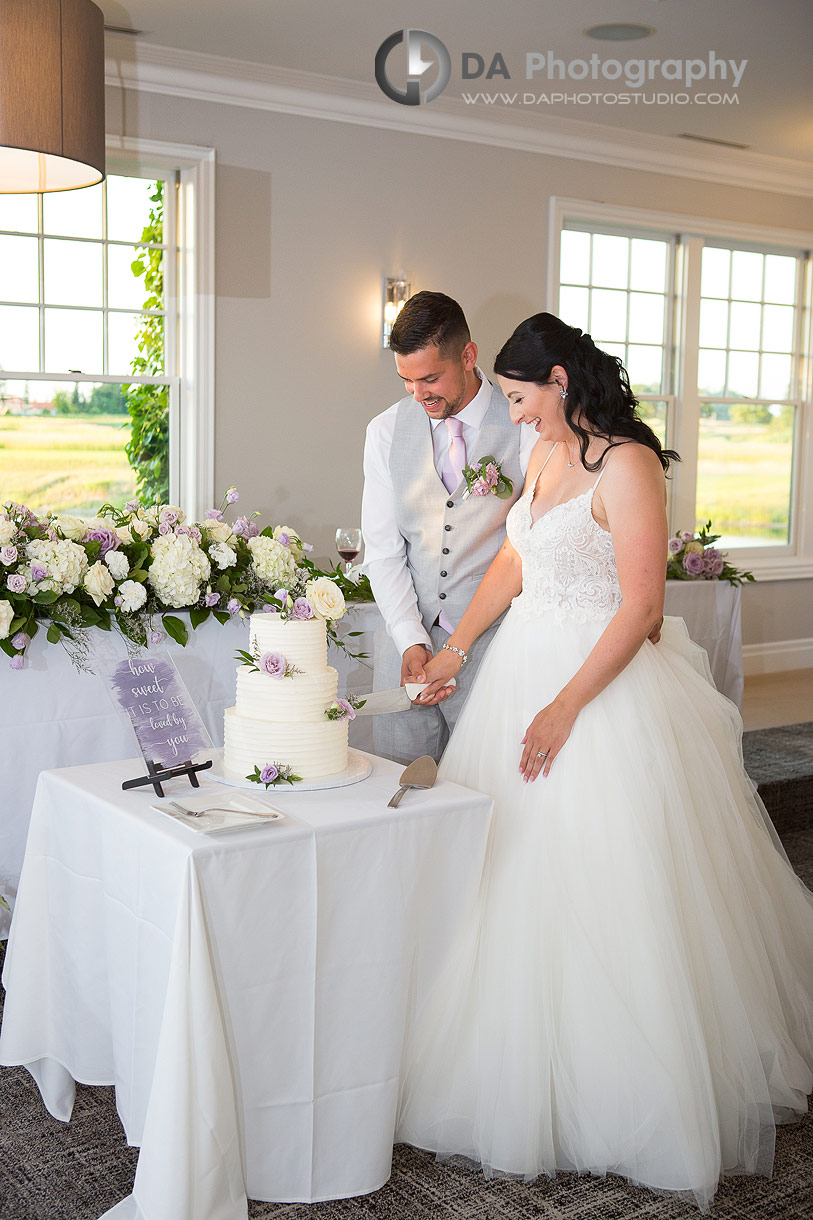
[667,521,755,587]
[0,487,364,670]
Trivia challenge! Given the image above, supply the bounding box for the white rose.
[0,599,14,639]
[84,560,115,606]
[209,541,237,570]
[0,519,15,545]
[118,579,147,613]
[131,519,152,541]
[305,576,346,621]
[203,519,233,544]
[116,524,134,546]
[53,514,87,541]
[247,535,298,586]
[147,534,211,608]
[104,549,130,580]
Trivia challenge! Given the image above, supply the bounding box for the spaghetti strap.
[529,442,558,493]
[591,457,609,495]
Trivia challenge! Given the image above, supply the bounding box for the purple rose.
[292,597,314,620]
[232,515,259,538]
[84,527,119,555]
[226,488,239,504]
[262,603,277,613]
[667,537,684,555]
[46,527,58,541]
[114,595,124,607]
[205,509,223,520]
[703,548,725,577]
[335,698,356,721]
[260,651,287,679]
[12,631,30,650]
[485,463,499,488]
[124,500,140,514]
[10,654,24,670]
[0,545,18,565]
[205,591,220,607]
[259,764,278,784]
[7,573,26,593]
[472,478,490,497]
[275,589,289,604]
[683,551,705,576]
[681,531,694,543]
[158,522,171,536]
[148,630,164,645]
[277,532,290,547]
[31,562,48,581]
[227,598,240,615]
[160,509,179,526]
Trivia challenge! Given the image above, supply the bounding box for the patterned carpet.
[1,827,812,1218]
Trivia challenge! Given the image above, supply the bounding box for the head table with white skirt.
[0,752,494,1219]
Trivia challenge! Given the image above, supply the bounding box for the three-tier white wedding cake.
[223,613,348,780]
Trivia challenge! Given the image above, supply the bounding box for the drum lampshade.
[0,0,105,193]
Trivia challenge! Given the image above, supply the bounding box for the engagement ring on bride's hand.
[536,750,549,759]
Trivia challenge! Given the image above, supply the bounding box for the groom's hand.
[401,644,432,688]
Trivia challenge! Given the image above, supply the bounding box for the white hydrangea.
[272,524,305,562]
[118,579,147,613]
[26,538,88,593]
[0,599,14,639]
[148,533,211,608]
[104,549,130,580]
[209,541,237,570]
[247,535,298,586]
[84,560,115,606]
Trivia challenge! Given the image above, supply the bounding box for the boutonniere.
[461,456,513,500]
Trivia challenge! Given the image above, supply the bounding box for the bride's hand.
[413,648,461,706]
[519,698,578,782]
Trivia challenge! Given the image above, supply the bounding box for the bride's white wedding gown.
[396,447,813,1209]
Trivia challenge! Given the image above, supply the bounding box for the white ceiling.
[99,0,813,163]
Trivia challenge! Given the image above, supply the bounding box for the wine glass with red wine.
[335,527,362,575]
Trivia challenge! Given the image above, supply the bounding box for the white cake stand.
[207,747,373,793]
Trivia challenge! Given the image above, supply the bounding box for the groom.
[361,292,536,764]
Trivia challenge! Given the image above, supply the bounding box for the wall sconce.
[382,275,413,349]
[0,0,106,194]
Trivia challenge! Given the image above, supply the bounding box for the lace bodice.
[506,447,622,624]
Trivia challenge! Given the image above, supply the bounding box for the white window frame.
[548,197,813,581]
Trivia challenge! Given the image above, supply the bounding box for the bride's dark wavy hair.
[494,312,680,473]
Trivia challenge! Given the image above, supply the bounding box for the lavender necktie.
[442,417,467,493]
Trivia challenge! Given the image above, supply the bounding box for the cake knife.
[353,679,456,716]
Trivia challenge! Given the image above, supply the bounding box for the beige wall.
[106,85,813,649]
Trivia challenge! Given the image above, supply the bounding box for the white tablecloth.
[0,755,493,1217]
[0,606,376,935]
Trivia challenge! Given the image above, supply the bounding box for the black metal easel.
[121,757,213,799]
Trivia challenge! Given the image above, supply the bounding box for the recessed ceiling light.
[584,24,655,41]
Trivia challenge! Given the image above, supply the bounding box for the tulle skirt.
[395,610,813,1209]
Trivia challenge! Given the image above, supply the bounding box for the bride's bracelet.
[442,642,469,666]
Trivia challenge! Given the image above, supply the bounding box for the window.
[550,199,813,578]
[0,139,214,519]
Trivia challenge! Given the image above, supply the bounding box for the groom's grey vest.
[389,382,524,636]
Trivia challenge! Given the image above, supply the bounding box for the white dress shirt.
[362,370,537,656]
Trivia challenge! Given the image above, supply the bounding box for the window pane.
[761,304,794,353]
[729,300,761,350]
[636,399,667,447]
[763,255,796,304]
[697,349,726,396]
[106,176,160,242]
[0,378,138,515]
[628,292,664,344]
[629,239,667,293]
[558,285,590,333]
[699,298,728,348]
[0,305,39,369]
[730,250,763,301]
[0,234,39,303]
[601,342,627,364]
[696,403,794,545]
[42,182,103,239]
[727,350,759,397]
[0,194,38,233]
[108,244,161,310]
[760,353,792,399]
[626,345,663,393]
[590,288,627,342]
[108,312,160,375]
[44,308,103,373]
[591,234,629,289]
[44,239,103,307]
[700,247,730,298]
[560,230,590,285]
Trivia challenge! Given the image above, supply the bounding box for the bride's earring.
[559,386,568,400]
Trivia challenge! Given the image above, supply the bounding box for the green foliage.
[54,383,128,416]
[125,181,169,506]
[730,403,773,426]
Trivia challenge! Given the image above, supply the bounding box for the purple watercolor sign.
[107,653,212,768]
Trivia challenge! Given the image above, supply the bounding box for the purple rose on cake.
[259,764,278,784]
[292,597,314,620]
[260,651,287,679]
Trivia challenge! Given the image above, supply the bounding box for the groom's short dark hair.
[389,291,471,358]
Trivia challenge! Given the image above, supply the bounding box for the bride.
[395,313,813,1209]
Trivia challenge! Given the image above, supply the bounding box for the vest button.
[446,499,454,508]
[439,592,447,600]
[440,570,447,578]
[442,547,450,555]
[444,524,452,532]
